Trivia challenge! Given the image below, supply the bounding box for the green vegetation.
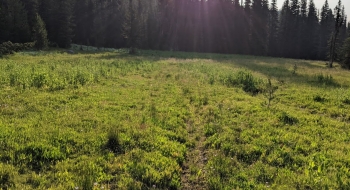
[1,50,350,189]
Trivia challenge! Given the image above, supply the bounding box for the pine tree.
[33,13,48,50]
[123,0,143,54]
[340,36,350,69]
[20,0,39,37]
[56,0,74,48]
[328,0,345,68]
[268,0,278,56]
[1,0,31,43]
[38,0,59,46]
[233,0,244,54]
[279,0,292,57]
[250,0,269,56]
[305,0,319,59]
[319,0,334,60]
[0,1,7,43]
[243,0,252,54]
[298,0,307,59]
[290,0,300,58]
[73,0,90,45]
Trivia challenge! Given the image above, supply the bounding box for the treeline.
[0,0,349,61]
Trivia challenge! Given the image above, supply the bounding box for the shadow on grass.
[228,59,342,88]
[87,49,344,88]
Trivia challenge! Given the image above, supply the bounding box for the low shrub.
[0,41,34,55]
[204,123,222,137]
[74,72,90,86]
[315,74,337,86]
[236,148,263,165]
[16,143,66,171]
[126,149,181,189]
[31,73,47,88]
[106,130,123,154]
[342,98,350,104]
[278,112,299,125]
[223,70,263,95]
[0,164,16,189]
[313,95,326,102]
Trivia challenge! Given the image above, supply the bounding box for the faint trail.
[181,119,208,190]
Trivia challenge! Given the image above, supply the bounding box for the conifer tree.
[233,0,244,54]
[340,36,350,69]
[243,0,252,54]
[289,0,300,58]
[279,0,292,57]
[33,13,48,50]
[319,0,334,60]
[56,0,74,48]
[123,0,143,54]
[298,0,307,59]
[73,0,90,45]
[0,2,6,43]
[38,0,57,45]
[268,0,279,56]
[305,0,319,59]
[328,0,345,68]
[250,0,269,56]
[20,0,39,36]
[2,0,31,43]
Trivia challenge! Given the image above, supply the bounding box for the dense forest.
[0,0,349,61]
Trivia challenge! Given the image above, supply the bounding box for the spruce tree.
[340,36,350,69]
[319,0,334,60]
[290,0,300,58]
[250,0,269,56]
[73,0,89,45]
[328,0,345,68]
[33,13,48,50]
[38,0,55,44]
[305,0,319,59]
[20,0,39,37]
[233,0,244,54]
[243,0,252,54]
[279,0,292,57]
[0,2,7,43]
[2,0,31,43]
[56,0,74,48]
[268,0,279,56]
[298,0,307,59]
[123,0,142,54]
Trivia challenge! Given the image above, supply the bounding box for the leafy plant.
[106,129,123,154]
[204,123,222,137]
[31,73,47,88]
[313,95,326,102]
[278,112,299,125]
[263,78,278,108]
[292,63,298,75]
[223,70,262,95]
[0,164,15,189]
[342,98,350,104]
[315,73,337,86]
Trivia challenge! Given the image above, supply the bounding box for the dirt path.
[180,119,208,190]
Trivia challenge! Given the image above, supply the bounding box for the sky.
[277,0,350,22]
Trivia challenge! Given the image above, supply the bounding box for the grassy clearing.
[0,50,350,189]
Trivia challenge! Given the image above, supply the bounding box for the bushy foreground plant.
[221,70,263,95]
[0,164,16,189]
[314,73,338,86]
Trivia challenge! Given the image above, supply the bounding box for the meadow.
[1,49,350,189]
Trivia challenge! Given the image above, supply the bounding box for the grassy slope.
[0,50,350,189]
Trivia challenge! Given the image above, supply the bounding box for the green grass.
[1,50,350,189]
